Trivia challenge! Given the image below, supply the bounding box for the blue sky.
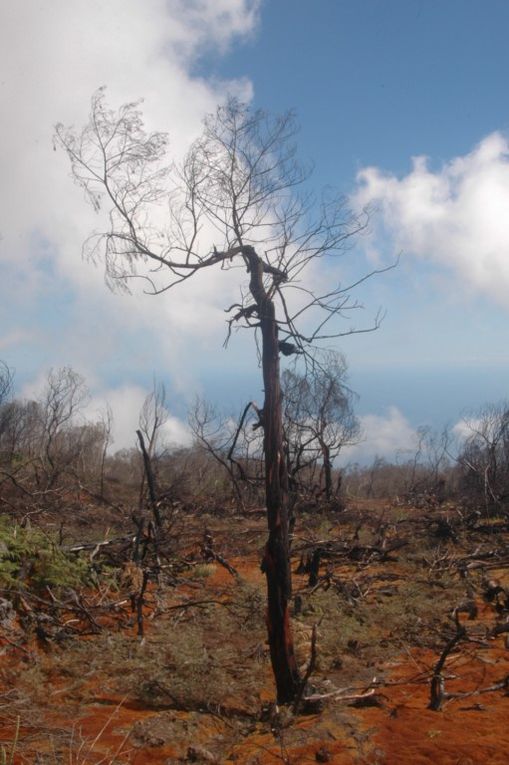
[199,0,509,438]
[204,1,509,179]
[1,0,509,461]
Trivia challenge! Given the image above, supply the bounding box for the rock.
[0,597,15,629]
[186,745,218,763]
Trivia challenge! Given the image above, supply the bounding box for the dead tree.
[189,397,255,510]
[0,361,14,462]
[136,429,161,527]
[137,380,168,511]
[55,92,389,703]
[98,404,113,499]
[0,361,13,409]
[283,353,360,503]
[457,402,509,515]
[38,367,89,490]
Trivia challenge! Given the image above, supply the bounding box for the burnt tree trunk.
[247,247,300,703]
[308,548,322,587]
[136,429,162,528]
[320,440,333,501]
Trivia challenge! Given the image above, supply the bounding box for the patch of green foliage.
[0,516,95,592]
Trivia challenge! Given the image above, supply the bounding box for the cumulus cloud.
[341,406,419,464]
[0,0,259,404]
[451,418,478,443]
[352,132,509,303]
[85,384,192,452]
[19,371,190,452]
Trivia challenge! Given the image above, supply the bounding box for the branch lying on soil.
[294,537,409,566]
[201,532,239,579]
[304,686,378,705]
[488,621,509,638]
[65,534,135,553]
[164,598,235,615]
[442,675,509,707]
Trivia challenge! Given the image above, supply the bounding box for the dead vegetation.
[1,357,509,761]
[1,483,509,763]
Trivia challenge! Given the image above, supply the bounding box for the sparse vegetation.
[0,517,95,591]
[0,716,19,765]
[0,89,507,763]
[1,456,508,763]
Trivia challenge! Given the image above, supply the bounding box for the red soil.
[2,529,509,763]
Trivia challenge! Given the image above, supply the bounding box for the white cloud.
[0,0,259,401]
[352,132,509,304]
[451,418,478,443]
[18,370,190,452]
[85,384,192,452]
[341,406,419,464]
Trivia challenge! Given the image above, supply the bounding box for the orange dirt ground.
[1,507,508,764]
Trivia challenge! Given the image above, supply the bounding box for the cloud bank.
[353,132,509,304]
[0,0,260,447]
[340,406,419,465]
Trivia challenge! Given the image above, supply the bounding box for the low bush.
[0,517,95,591]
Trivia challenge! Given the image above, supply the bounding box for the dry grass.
[67,700,133,765]
[0,716,19,765]
[1,501,508,764]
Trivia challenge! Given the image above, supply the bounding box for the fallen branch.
[443,675,509,706]
[65,534,135,553]
[201,532,239,579]
[304,687,377,704]
[488,621,509,638]
[429,608,467,711]
[165,598,234,614]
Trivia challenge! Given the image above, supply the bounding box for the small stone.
[186,745,218,763]
[0,597,15,628]
[147,736,165,747]
[315,746,331,763]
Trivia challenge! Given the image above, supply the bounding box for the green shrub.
[0,516,94,591]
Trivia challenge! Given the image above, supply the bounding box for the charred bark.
[428,608,466,711]
[136,429,162,528]
[247,247,300,703]
[308,548,322,587]
[320,440,333,501]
